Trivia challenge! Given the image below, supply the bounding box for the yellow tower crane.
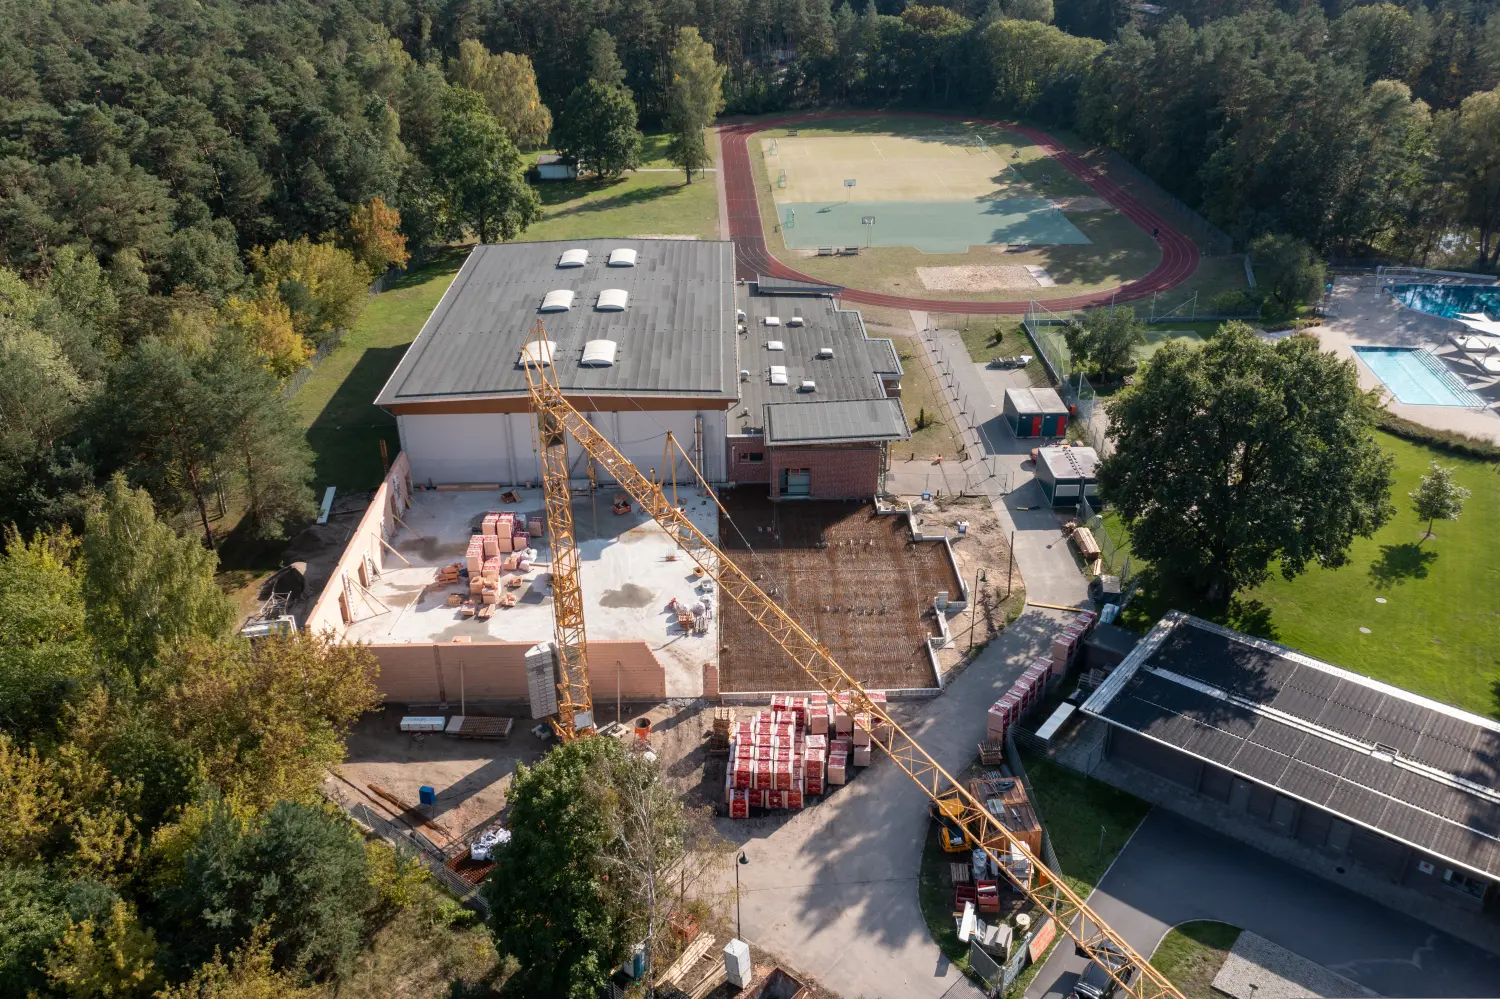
[523,325,1185,999]
[521,321,594,740]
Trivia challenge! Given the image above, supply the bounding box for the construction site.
[717,493,964,693]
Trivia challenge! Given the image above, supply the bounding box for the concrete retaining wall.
[369,638,666,706]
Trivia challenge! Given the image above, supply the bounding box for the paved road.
[724,607,1065,999]
[1027,810,1500,999]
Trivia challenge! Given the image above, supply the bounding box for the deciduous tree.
[1099,323,1394,602]
[345,197,411,275]
[426,89,542,243]
[217,293,311,380]
[664,29,725,183]
[557,82,644,180]
[449,41,554,149]
[1410,460,1470,541]
[1063,305,1146,381]
[249,238,372,349]
[1250,234,1326,314]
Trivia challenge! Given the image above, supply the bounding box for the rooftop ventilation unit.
[800,380,817,392]
[540,289,575,312]
[740,369,751,382]
[519,340,557,367]
[597,288,629,311]
[787,311,805,327]
[767,340,785,351]
[764,316,781,327]
[817,347,834,359]
[769,365,789,385]
[558,248,589,268]
[607,248,637,267]
[580,339,618,367]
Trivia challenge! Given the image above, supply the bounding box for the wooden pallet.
[950,862,971,884]
[978,740,1005,765]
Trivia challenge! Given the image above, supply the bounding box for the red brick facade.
[727,437,771,484]
[769,445,885,499]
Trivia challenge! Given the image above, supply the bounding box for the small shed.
[1035,445,1099,507]
[534,154,578,181]
[1003,387,1069,438]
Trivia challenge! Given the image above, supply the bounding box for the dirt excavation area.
[715,493,962,692]
[910,496,1025,673]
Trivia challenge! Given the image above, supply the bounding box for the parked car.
[1068,942,1134,999]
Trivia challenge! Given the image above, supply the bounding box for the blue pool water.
[1390,283,1500,319]
[1352,347,1481,407]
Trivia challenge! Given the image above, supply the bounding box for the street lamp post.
[735,852,749,940]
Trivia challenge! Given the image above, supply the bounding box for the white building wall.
[397,407,729,487]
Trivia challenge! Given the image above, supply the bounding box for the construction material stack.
[726,692,889,817]
[986,610,1099,742]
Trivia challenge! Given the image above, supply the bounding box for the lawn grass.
[517,171,719,242]
[890,336,966,461]
[1149,922,1241,999]
[917,823,976,979]
[1117,432,1500,718]
[288,249,467,491]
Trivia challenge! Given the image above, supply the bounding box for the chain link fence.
[1021,305,1109,458]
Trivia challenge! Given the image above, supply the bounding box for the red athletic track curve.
[721,111,1199,314]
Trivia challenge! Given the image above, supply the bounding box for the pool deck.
[1309,276,1500,444]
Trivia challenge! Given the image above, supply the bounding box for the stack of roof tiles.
[987,610,1098,741]
[725,692,887,818]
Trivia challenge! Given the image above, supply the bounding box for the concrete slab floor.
[343,488,720,697]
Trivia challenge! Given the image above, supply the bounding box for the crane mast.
[522,321,594,739]
[524,327,1185,999]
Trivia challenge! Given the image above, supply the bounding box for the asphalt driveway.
[1028,809,1500,999]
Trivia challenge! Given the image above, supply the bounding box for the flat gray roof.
[1038,445,1098,479]
[375,240,737,406]
[1005,386,1068,415]
[734,293,903,439]
[1082,612,1500,879]
[765,398,910,446]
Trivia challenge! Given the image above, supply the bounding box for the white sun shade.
[607,248,637,267]
[519,340,557,367]
[597,288,629,311]
[767,340,785,351]
[540,289,575,312]
[764,316,782,326]
[558,248,589,267]
[580,339,618,367]
[769,365,788,385]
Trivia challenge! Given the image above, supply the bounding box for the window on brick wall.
[739,452,764,463]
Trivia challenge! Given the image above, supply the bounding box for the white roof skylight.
[540,289,575,312]
[597,288,629,311]
[519,340,557,367]
[767,340,785,351]
[769,365,788,385]
[580,340,618,367]
[607,248,637,267]
[764,316,782,326]
[558,248,589,268]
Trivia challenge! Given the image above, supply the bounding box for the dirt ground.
[716,494,961,692]
[911,495,1026,672]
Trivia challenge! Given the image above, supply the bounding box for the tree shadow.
[1367,542,1437,589]
[1118,566,1279,642]
[538,179,685,217]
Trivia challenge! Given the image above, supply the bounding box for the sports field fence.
[1097,150,1234,256]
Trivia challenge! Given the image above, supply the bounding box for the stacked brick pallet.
[725,692,887,818]
[985,609,1098,742]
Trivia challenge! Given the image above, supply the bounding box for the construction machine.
[523,324,1185,999]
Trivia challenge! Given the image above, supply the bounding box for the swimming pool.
[1390,283,1500,320]
[1352,347,1483,407]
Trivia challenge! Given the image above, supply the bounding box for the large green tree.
[1099,323,1394,602]
[1063,305,1147,381]
[426,89,542,243]
[1250,234,1326,314]
[484,737,632,998]
[557,82,644,180]
[664,28,726,183]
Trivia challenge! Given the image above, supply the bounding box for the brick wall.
[727,437,770,484]
[769,445,885,499]
[366,638,666,706]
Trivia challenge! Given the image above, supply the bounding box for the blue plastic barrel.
[418,785,436,806]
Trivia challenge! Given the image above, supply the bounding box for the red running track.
[721,111,1199,314]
